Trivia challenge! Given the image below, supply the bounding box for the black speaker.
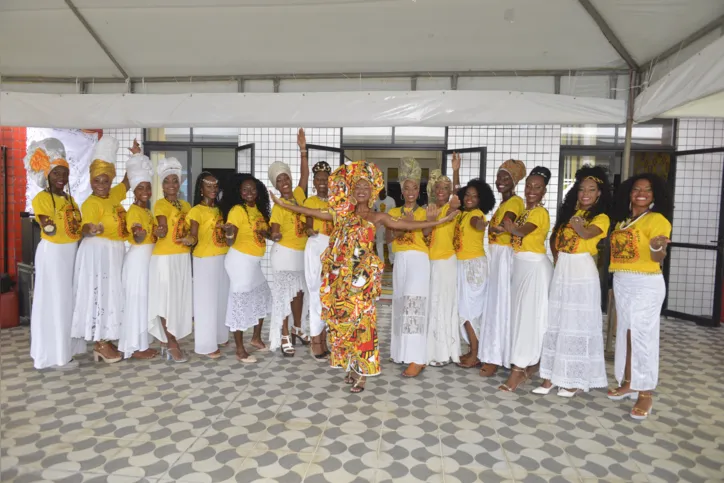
[20,214,41,265]
[16,262,34,326]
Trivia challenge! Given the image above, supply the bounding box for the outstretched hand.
[451,152,461,171]
[129,139,141,155]
[425,204,440,220]
[502,218,515,234]
[650,236,671,250]
[440,209,459,224]
[449,195,461,211]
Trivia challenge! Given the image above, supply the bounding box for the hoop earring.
[368,198,375,209]
[350,195,358,206]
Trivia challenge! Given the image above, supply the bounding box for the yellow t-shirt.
[489,195,525,246]
[453,209,487,260]
[270,186,307,251]
[188,204,229,258]
[429,204,456,261]
[81,183,129,242]
[609,212,672,274]
[126,204,157,246]
[228,205,270,257]
[555,211,610,256]
[389,206,428,254]
[153,198,192,255]
[511,206,550,254]
[32,191,82,244]
[303,196,334,236]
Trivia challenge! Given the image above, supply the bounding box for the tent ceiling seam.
[576,0,639,71]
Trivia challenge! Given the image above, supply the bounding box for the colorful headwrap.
[158,157,182,182]
[328,161,384,217]
[24,138,69,188]
[89,136,119,180]
[126,154,153,191]
[498,159,527,185]
[426,169,452,200]
[312,161,332,174]
[399,157,422,185]
[268,161,292,187]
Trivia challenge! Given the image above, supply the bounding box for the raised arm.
[452,152,461,190]
[270,192,333,221]
[121,138,142,191]
[297,128,309,196]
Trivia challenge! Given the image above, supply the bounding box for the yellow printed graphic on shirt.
[555,211,610,256]
[188,204,229,258]
[80,183,129,242]
[511,206,549,254]
[228,204,269,257]
[389,206,428,254]
[609,212,671,274]
[488,195,524,246]
[153,197,192,255]
[31,191,82,243]
[270,186,307,251]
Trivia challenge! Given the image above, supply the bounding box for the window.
[144,128,239,143]
[342,127,446,146]
[561,119,675,147]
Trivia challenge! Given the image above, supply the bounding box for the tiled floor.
[1,306,724,483]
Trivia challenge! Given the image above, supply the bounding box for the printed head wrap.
[158,157,182,183]
[328,161,384,217]
[89,136,119,180]
[399,157,422,185]
[126,154,153,191]
[312,161,332,174]
[529,166,552,186]
[498,159,527,185]
[268,161,292,188]
[426,169,452,200]
[24,138,69,188]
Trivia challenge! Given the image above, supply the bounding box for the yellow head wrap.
[90,159,116,181]
[427,169,452,200]
[399,157,422,185]
[498,159,527,185]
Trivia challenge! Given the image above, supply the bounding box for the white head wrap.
[91,136,119,164]
[268,161,292,188]
[23,138,69,189]
[158,157,183,182]
[126,154,153,191]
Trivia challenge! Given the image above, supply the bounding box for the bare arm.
[155,215,169,239]
[36,215,56,236]
[297,128,309,196]
[270,192,333,221]
[379,209,458,231]
[503,218,537,238]
[224,224,238,246]
[305,216,317,237]
[469,215,487,231]
[452,152,461,190]
[650,235,670,263]
[570,216,603,240]
[270,222,282,242]
[131,223,147,244]
[489,211,517,234]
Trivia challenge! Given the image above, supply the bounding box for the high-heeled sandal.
[499,367,528,393]
[166,346,188,363]
[93,341,122,364]
[159,343,167,357]
[607,379,638,401]
[291,326,311,346]
[630,393,653,420]
[310,340,328,360]
[281,335,295,357]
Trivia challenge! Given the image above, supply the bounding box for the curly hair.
[193,171,220,207]
[220,173,271,223]
[610,172,672,224]
[456,178,496,215]
[551,165,612,245]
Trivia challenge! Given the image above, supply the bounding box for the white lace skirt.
[539,253,607,391]
[270,243,309,350]
[225,248,271,332]
[457,256,489,343]
[613,272,666,391]
[509,252,553,368]
[119,244,154,359]
[148,253,193,343]
[31,240,85,369]
[478,244,513,368]
[71,237,126,342]
[304,234,329,337]
[193,255,230,354]
[391,250,430,364]
[426,255,460,364]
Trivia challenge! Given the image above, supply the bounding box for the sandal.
[607,379,638,401]
[205,350,222,359]
[165,346,188,363]
[236,353,258,363]
[311,338,327,360]
[93,341,122,364]
[344,372,356,385]
[402,363,426,378]
[281,335,295,357]
[630,393,653,420]
[131,348,158,360]
[457,358,481,369]
[250,340,270,352]
[499,367,528,393]
[479,363,498,377]
[291,326,311,346]
[351,376,366,393]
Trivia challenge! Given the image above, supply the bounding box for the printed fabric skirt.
[390,250,430,365]
[119,244,154,359]
[539,252,607,391]
[148,253,193,343]
[31,240,85,368]
[269,243,309,350]
[304,234,330,337]
[613,272,666,391]
[225,248,271,332]
[478,244,514,368]
[193,255,230,354]
[71,237,125,342]
[426,255,460,364]
[509,252,553,368]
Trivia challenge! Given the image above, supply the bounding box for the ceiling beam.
[577,0,639,70]
[0,68,630,86]
[64,0,128,80]
[641,13,724,74]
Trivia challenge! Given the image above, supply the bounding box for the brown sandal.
[402,363,426,378]
[131,348,158,360]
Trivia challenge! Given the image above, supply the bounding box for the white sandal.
[281,335,295,357]
[291,326,311,346]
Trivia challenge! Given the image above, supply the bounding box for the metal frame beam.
[64,0,128,80]
[577,0,639,70]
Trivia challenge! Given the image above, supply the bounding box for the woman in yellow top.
[499,166,554,392]
[387,157,432,378]
[188,172,230,359]
[303,160,334,359]
[478,159,526,377]
[148,157,195,363]
[119,148,159,361]
[71,136,130,364]
[534,166,611,398]
[269,161,457,393]
[26,138,84,370]
[268,128,310,356]
[454,178,496,369]
[222,173,273,362]
[607,173,672,420]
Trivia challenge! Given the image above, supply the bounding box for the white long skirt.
[71,237,125,342]
[119,244,154,359]
[270,243,309,350]
[30,241,85,369]
[391,250,430,364]
[225,248,271,332]
[148,253,193,343]
[426,255,460,364]
[509,252,553,368]
[478,244,513,368]
[458,256,489,343]
[304,234,330,337]
[613,272,666,391]
[539,253,607,391]
[193,255,230,354]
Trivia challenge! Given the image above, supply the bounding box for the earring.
[575,201,581,210]
[313,187,317,194]
[368,198,375,209]
[628,202,632,212]
[350,195,358,205]
[649,202,655,210]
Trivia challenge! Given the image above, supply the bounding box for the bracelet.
[300,150,308,155]
[225,234,234,239]
[649,243,664,252]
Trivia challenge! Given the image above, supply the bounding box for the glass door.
[441,147,487,185]
[235,143,255,173]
